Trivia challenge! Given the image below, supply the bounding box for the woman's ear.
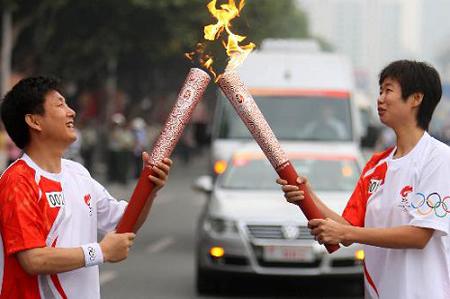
[24,114,42,132]
[410,92,424,109]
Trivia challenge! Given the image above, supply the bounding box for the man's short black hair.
[1,76,61,149]
[379,60,442,131]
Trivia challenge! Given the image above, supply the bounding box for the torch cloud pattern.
[149,68,210,165]
[218,71,288,169]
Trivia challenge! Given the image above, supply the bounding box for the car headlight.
[204,217,238,235]
[355,249,365,261]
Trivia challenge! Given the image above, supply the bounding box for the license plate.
[263,245,314,262]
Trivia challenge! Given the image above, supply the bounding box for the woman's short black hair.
[379,60,442,131]
[1,76,61,149]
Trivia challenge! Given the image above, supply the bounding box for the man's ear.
[410,92,424,109]
[24,114,42,132]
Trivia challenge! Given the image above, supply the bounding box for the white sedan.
[194,142,365,294]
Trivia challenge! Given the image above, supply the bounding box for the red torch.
[116,68,210,233]
[218,72,339,253]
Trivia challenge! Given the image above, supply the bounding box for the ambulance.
[210,39,363,176]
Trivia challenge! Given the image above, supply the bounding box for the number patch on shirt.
[46,192,65,208]
[368,179,382,194]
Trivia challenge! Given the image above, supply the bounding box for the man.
[0,76,172,298]
[278,60,450,298]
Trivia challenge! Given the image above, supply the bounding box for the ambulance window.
[218,95,353,142]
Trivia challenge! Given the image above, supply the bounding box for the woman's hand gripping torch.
[217,72,339,253]
[116,68,210,233]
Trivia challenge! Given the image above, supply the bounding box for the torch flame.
[185,43,217,78]
[186,0,255,81]
[203,0,243,41]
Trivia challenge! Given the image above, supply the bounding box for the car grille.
[246,225,313,240]
[257,258,322,268]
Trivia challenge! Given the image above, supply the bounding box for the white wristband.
[81,243,104,267]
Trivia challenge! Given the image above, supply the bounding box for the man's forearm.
[17,247,85,275]
[344,225,434,249]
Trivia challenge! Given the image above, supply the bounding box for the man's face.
[36,90,77,147]
[377,77,417,129]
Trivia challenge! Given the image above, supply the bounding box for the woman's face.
[377,77,418,130]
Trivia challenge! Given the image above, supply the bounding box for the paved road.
[98,152,363,299]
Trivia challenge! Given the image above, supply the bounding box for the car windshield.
[220,157,359,192]
[217,95,353,141]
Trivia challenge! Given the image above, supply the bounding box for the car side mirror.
[193,175,213,193]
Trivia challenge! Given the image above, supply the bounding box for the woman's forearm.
[345,225,434,249]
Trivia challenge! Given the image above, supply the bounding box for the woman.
[277,60,450,299]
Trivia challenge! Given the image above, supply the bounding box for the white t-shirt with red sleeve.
[343,132,450,299]
[0,154,127,299]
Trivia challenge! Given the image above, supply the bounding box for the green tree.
[239,0,309,43]
[0,0,67,95]
[2,0,310,119]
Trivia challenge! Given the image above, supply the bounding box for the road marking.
[146,236,175,254]
[100,270,118,285]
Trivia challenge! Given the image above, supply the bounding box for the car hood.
[209,189,351,224]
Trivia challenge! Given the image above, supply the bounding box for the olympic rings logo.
[410,192,450,218]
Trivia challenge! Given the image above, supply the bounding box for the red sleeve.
[0,175,47,256]
[342,148,393,227]
[342,176,366,227]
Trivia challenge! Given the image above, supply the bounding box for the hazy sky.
[297,0,450,84]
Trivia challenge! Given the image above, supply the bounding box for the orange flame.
[186,0,255,81]
[185,43,217,78]
[203,0,243,41]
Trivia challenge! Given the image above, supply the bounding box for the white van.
[210,39,363,176]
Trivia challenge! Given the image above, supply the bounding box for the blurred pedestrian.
[64,127,83,163]
[5,132,21,165]
[191,101,210,152]
[80,120,98,173]
[176,124,196,165]
[107,113,133,184]
[278,60,450,299]
[146,121,161,147]
[0,76,172,299]
[131,117,149,179]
